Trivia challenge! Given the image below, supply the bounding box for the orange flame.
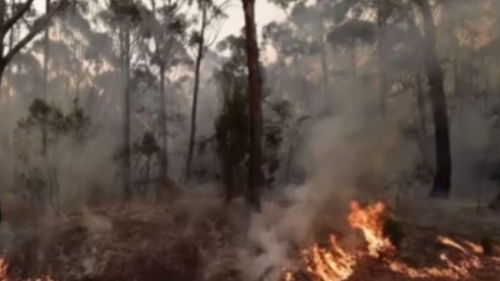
[301,235,356,281]
[347,201,395,257]
[284,201,498,281]
[437,236,468,253]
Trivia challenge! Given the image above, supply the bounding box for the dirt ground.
[2,197,500,281]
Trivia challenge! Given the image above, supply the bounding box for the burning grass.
[1,199,500,281]
[283,201,500,281]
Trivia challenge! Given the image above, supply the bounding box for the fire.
[300,235,356,281]
[437,236,468,253]
[0,259,7,281]
[0,258,54,281]
[347,201,394,257]
[284,201,499,281]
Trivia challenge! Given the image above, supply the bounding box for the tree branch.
[0,0,34,36]
[3,0,64,66]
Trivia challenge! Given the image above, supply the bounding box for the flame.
[284,201,499,281]
[0,258,54,281]
[347,201,394,257]
[389,251,482,280]
[437,236,468,253]
[301,235,356,281]
[0,259,7,281]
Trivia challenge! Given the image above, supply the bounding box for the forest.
[1,0,500,280]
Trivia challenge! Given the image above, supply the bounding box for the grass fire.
[282,201,500,281]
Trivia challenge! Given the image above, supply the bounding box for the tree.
[413,0,452,198]
[185,1,207,182]
[215,34,286,201]
[102,0,145,199]
[215,85,248,202]
[185,0,227,182]
[241,0,264,211]
[0,0,64,223]
[147,0,188,186]
[0,0,64,88]
[132,131,160,197]
[214,34,248,202]
[14,98,90,210]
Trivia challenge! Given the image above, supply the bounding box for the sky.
[214,0,286,40]
[33,0,286,40]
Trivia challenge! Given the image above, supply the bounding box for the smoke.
[0,0,499,280]
[238,95,420,278]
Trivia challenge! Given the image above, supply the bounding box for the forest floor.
[2,193,500,281]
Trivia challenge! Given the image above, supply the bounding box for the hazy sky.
[214,0,286,39]
[33,0,286,40]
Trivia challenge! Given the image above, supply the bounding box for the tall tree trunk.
[416,73,427,137]
[42,0,50,98]
[185,2,207,182]
[416,0,452,198]
[242,0,264,211]
[158,64,168,185]
[415,72,434,175]
[122,24,132,200]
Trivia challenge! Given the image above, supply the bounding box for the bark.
[416,0,452,198]
[242,0,264,211]
[414,73,434,174]
[185,2,207,182]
